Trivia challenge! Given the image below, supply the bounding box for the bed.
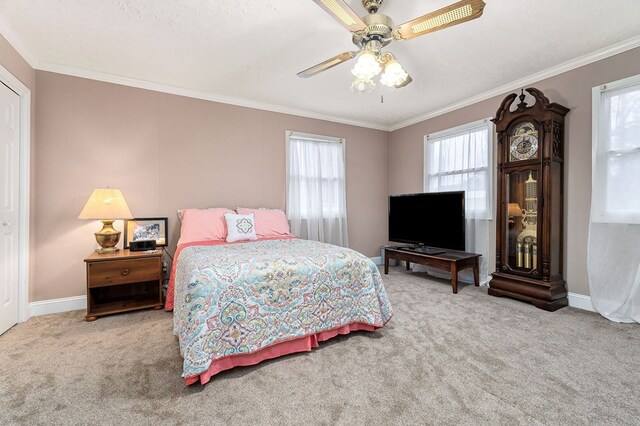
[165,236,393,385]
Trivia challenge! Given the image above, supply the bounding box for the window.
[588,74,640,323]
[424,119,493,219]
[286,131,348,246]
[423,118,494,285]
[592,75,640,223]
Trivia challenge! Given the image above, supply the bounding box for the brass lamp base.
[94,219,121,254]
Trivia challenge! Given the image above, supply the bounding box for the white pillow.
[224,213,258,243]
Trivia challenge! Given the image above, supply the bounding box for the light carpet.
[1,267,639,425]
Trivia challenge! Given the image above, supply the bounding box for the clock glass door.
[505,169,539,274]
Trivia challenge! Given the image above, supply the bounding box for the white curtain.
[588,81,640,323]
[287,133,348,247]
[421,120,494,285]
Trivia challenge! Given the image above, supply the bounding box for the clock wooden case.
[489,88,569,311]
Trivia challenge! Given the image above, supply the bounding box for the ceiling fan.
[298,0,486,93]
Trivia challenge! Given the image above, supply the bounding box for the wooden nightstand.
[84,249,163,321]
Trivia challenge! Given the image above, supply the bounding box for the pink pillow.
[236,208,292,238]
[178,208,234,245]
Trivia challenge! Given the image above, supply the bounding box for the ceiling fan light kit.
[379,60,408,88]
[301,0,486,93]
[351,78,376,94]
[351,51,382,80]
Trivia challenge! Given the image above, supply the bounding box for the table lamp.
[508,202,523,224]
[78,188,133,254]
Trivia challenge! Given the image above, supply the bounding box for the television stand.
[383,247,482,294]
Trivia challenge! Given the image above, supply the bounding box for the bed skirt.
[185,322,379,385]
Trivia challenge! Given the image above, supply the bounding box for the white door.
[0,82,20,335]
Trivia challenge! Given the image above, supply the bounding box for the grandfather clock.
[489,88,569,311]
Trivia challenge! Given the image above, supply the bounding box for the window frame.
[591,73,640,224]
[423,118,495,220]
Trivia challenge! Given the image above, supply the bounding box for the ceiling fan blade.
[394,74,412,89]
[393,0,486,41]
[312,0,368,33]
[297,51,359,78]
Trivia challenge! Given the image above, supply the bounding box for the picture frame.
[123,217,168,248]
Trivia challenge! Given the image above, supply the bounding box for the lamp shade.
[78,188,133,220]
[380,60,408,88]
[508,203,523,217]
[351,51,381,80]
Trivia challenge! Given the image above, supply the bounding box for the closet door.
[0,82,20,335]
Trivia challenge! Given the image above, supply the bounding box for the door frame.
[0,63,31,323]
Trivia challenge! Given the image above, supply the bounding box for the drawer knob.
[121,269,130,276]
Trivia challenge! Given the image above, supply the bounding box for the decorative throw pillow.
[177,208,234,245]
[236,208,292,238]
[224,213,258,243]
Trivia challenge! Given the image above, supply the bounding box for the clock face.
[509,122,539,161]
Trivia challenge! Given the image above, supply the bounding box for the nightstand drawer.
[88,258,160,288]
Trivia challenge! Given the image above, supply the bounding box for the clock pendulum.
[516,171,538,269]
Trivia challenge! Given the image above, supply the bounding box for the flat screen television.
[389,191,465,251]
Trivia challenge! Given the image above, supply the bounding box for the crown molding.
[2,14,640,133]
[389,34,640,132]
[0,13,38,68]
[41,32,640,133]
[37,61,390,131]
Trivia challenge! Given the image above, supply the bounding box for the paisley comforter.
[171,238,393,382]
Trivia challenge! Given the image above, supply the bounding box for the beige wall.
[34,71,389,301]
[10,32,640,301]
[0,34,37,301]
[389,47,640,297]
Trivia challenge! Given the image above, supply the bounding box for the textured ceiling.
[1,0,640,129]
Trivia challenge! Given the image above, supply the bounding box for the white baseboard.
[370,256,382,265]
[567,292,596,312]
[24,284,594,318]
[29,295,86,317]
